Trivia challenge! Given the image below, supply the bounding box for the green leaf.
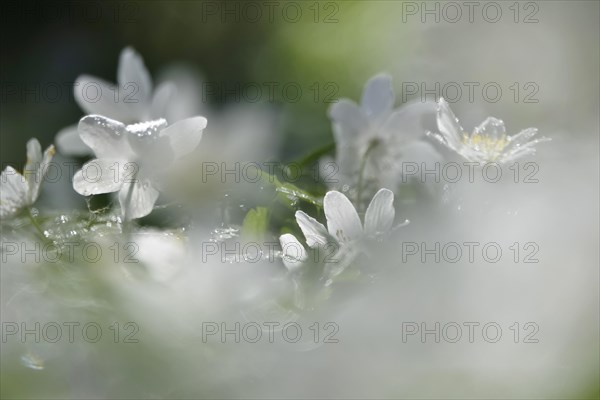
[241,207,269,241]
[291,142,335,169]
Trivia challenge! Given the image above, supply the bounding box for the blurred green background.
[1,0,394,166]
[3,0,596,168]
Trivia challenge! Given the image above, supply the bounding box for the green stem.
[258,169,323,207]
[355,140,378,209]
[26,207,48,241]
[122,172,139,237]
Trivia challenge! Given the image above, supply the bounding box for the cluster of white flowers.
[2,48,208,221]
[1,47,570,399]
[1,47,550,279]
[279,76,549,275]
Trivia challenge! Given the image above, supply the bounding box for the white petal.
[118,178,159,220]
[295,210,330,248]
[501,131,551,163]
[279,234,307,271]
[159,116,207,158]
[157,65,205,121]
[328,99,368,146]
[125,119,169,158]
[360,74,394,121]
[364,188,395,236]
[436,97,464,149]
[74,75,134,122]
[73,159,124,196]
[324,191,363,242]
[335,143,361,180]
[381,100,437,142]
[55,125,92,156]
[508,127,540,146]
[325,245,360,278]
[474,117,506,140]
[150,82,176,119]
[117,47,152,116]
[78,115,133,159]
[23,139,42,194]
[24,140,55,204]
[0,167,28,218]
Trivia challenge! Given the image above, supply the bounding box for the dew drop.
[210,226,240,243]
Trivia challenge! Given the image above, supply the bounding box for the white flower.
[72,114,207,220]
[279,188,397,273]
[328,73,440,197]
[56,47,179,156]
[428,97,550,163]
[0,139,55,219]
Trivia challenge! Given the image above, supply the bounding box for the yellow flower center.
[462,132,508,160]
